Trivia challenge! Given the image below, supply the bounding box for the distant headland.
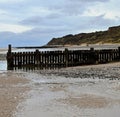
[47,25,120,46]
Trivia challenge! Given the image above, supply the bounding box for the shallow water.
[0,61,7,70]
[5,44,120,53]
[13,45,119,52]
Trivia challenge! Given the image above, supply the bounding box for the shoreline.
[4,43,120,50]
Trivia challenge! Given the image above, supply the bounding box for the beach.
[1,46,120,117]
[14,62,120,117]
[0,71,30,117]
[1,62,120,117]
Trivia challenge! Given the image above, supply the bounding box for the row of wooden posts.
[7,44,120,70]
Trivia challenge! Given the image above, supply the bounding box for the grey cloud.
[46,13,62,19]
[20,13,120,36]
[61,4,84,16]
[75,14,120,32]
[21,16,44,25]
[68,0,109,3]
[0,1,27,13]
[1,14,120,48]
[20,13,63,26]
[48,0,95,16]
[90,14,118,26]
[0,26,72,47]
[20,14,81,33]
[55,0,108,15]
[0,30,48,47]
[23,26,72,37]
[64,0,110,15]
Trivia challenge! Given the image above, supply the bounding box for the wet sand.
[0,71,30,117]
[14,62,120,117]
[0,62,120,117]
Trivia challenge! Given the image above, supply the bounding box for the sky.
[0,0,120,48]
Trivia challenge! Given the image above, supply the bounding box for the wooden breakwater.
[7,44,120,70]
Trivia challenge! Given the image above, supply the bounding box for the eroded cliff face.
[47,25,120,46]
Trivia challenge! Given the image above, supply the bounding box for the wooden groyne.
[7,44,120,70]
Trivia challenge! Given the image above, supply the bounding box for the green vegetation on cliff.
[47,25,120,45]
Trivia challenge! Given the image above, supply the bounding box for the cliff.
[47,25,120,45]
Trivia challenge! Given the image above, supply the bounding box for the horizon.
[0,0,120,48]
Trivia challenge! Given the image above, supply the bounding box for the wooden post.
[7,44,13,70]
[35,49,40,67]
[64,48,69,67]
[90,47,94,51]
[8,44,11,53]
[90,47,97,64]
[118,47,120,60]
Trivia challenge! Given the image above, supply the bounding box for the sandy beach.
[0,63,120,117]
[0,71,30,117]
[10,62,120,117]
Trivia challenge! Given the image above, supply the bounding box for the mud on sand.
[0,71,30,117]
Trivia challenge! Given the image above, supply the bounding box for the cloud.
[24,27,69,35]
[47,0,109,16]
[0,0,120,48]
[20,13,64,27]
[0,0,24,3]
[69,0,109,3]
[75,14,120,34]
[0,9,7,14]
[82,0,120,21]
[0,23,32,33]
[0,14,119,48]
[0,25,75,47]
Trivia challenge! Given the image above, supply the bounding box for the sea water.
[0,61,7,70]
